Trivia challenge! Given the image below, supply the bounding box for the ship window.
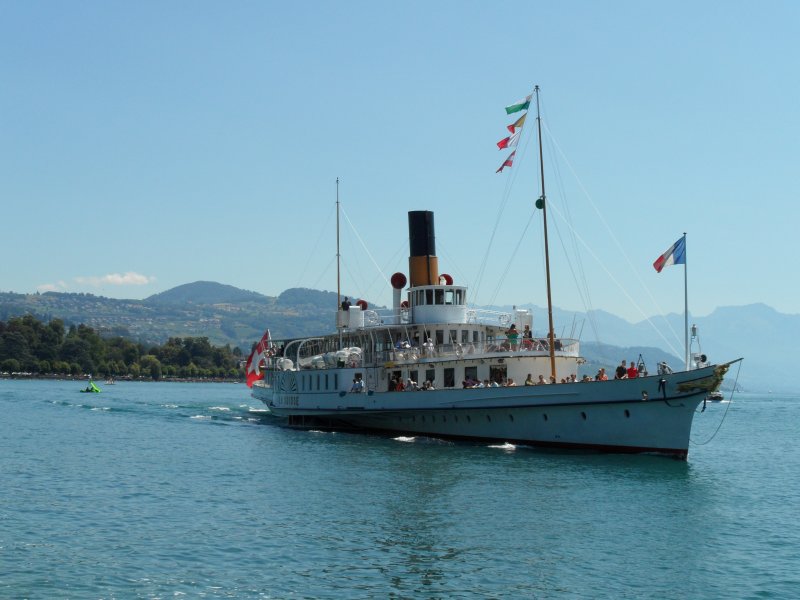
[449,330,457,345]
[425,289,433,305]
[435,330,444,346]
[444,368,454,388]
[461,330,469,343]
[464,366,477,381]
[316,374,320,390]
[490,365,507,385]
[325,374,329,389]
[410,370,419,385]
[334,374,339,389]
[445,289,454,305]
[435,289,444,305]
[425,369,435,386]
[456,289,464,305]
[473,331,480,343]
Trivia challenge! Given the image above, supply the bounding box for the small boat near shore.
[249,87,739,459]
[80,380,101,393]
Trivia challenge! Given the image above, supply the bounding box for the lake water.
[1,379,799,599]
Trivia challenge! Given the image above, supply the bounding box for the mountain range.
[1,281,787,392]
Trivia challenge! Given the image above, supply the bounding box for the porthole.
[581,412,587,420]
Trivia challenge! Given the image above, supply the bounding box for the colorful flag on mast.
[245,329,272,387]
[507,113,527,133]
[496,150,516,173]
[497,130,520,150]
[653,236,686,273]
[505,94,532,115]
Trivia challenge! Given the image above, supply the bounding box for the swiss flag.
[245,329,271,387]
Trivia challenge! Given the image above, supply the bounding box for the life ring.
[400,300,409,309]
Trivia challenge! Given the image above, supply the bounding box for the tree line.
[0,315,246,380]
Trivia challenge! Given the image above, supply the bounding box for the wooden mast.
[534,86,557,381]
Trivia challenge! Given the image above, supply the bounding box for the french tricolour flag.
[653,236,686,273]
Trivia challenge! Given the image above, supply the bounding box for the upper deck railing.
[353,306,518,328]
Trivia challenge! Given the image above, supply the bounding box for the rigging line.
[361,239,407,302]
[437,241,473,290]
[473,116,536,307]
[691,360,743,445]
[310,254,337,290]
[295,202,336,288]
[340,205,392,289]
[542,121,684,349]
[545,199,683,358]
[544,136,601,343]
[541,123,599,341]
[486,209,537,308]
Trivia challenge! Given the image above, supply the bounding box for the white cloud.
[37,281,69,293]
[75,272,157,287]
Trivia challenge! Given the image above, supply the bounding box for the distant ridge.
[0,281,786,391]
[144,281,270,306]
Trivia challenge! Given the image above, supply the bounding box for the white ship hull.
[253,362,731,459]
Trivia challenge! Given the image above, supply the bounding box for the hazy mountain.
[145,281,270,306]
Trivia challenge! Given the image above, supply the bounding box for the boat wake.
[488,442,517,452]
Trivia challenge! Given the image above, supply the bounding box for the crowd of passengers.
[380,357,644,392]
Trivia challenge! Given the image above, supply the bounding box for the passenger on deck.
[596,368,608,381]
[524,373,534,386]
[341,297,351,311]
[506,378,517,386]
[506,324,519,350]
[615,360,628,380]
[537,374,548,385]
[350,375,364,392]
[627,360,639,379]
[423,338,435,357]
[395,378,405,392]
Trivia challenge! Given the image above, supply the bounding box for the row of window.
[400,409,633,424]
[410,287,465,307]
[299,372,341,391]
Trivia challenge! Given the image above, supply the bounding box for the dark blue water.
[1,379,798,599]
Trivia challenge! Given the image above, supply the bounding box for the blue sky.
[2,1,799,321]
